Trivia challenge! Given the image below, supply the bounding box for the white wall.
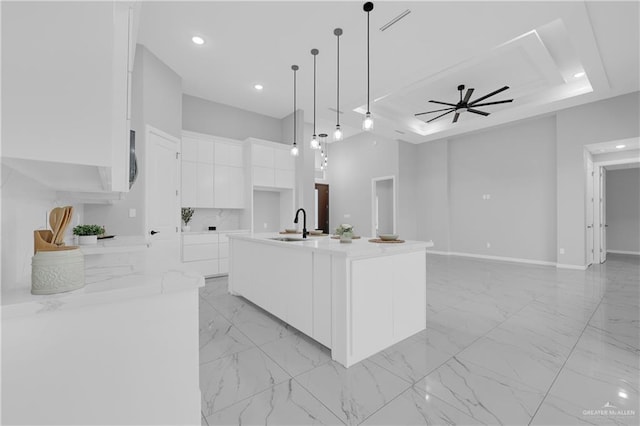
[84,45,183,236]
[447,116,557,262]
[375,178,394,235]
[606,168,640,254]
[327,133,398,237]
[398,142,419,240]
[1,166,85,291]
[556,92,639,266]
[416,140,450,251]
[183,94,283,142]
[252,191,281,232]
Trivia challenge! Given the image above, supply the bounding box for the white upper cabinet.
[1,1,140,196]
[181,131,245,209]
[248,139,295,189]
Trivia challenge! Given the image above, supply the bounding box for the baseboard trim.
[556,263,588,270]
[607,250,640,256]
[426,250,556,267]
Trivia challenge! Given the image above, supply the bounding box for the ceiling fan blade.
[426,109,455,123]
[470,99,513,108]
[467,108,490,116]
[463,88,474,104]
[468,86,509,106]
[429,100,458,107]
[414,107,455,116]
[452,112,460,123]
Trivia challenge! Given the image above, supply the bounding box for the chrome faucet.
[294,208,307,238]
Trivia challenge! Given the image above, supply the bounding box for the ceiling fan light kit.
[415,84,513,124]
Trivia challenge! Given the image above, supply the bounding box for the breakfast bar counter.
[228,233,433,367]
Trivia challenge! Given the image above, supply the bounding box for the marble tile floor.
[199,253,639,425]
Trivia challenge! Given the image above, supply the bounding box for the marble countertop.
[2,247,204,319]
[228,233,433,258]
[182,229,249,235]
[78,235,149,255]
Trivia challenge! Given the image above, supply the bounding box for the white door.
[147,126,180,243]
[586,158,594,266]
[600,168,607,263]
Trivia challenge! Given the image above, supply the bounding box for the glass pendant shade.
[362,112,374,131]
[310,135,320,150]
[333,124,343,141]
[290,143,299,156]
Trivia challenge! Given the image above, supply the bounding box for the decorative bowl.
[378,234,399,241]
[285,229,298,233]
[309,230,324,235]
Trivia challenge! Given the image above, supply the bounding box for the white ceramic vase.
[78,235,98,245]
[340,232,353,243]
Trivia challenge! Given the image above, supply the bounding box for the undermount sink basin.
[269,237,306,242]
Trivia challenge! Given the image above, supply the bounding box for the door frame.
[590,156,639,263]
[144,124,181,242]
[371,175,397,237]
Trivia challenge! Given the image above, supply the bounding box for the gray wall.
[606,168,640,253]
[447,116,557,262]
[183,94,283,142]
[556,91,639,266]
[416,140,450,251]
[252,190,282,232]
[375,178,394,235]
[84,45,182,235]
[327,133,399,237]
[398,142,419,240]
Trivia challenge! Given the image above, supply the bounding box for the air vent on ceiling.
[380,9,411,32]
[328,107,344,114]
[395,129,405,134]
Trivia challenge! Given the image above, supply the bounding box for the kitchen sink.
[269,237,306,242]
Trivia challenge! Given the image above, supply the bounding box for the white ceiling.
[137,1,639,144]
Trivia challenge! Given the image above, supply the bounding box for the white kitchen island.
[228,233,433,367]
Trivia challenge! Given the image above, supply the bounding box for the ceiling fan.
[415,84,513,123]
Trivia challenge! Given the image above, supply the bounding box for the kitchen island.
[228,233,433,367]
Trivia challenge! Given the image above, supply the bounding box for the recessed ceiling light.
[619,391,628,399]
[191,36,205,45]
[254,84,264,91]
[616,144,626,149]
[574,71,585,78]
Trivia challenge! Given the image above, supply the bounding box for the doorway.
[372,176,396,237]
[315,183,329,233]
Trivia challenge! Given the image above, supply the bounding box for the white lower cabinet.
[182,231,246,277]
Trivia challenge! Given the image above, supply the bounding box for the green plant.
[72,224,105,236]
[181,207,195,225]
[335,223,353,236]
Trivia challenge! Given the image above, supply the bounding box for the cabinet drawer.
[183,243,218,262]
[183,259,219,277]
[183,233,219,245]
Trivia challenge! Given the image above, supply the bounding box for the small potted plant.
[181,207,195,232]
[335,223,354,243]
[72,224,105,245]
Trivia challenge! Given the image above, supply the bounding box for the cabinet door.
[274,169,294,189]
[214,165,244,208]
[183,243,218,262]
[392,252,426,339]
[197,163,214,207]
[181,137,199,162]
[181,161,197,207]
[252,144,274,168]
[274,148,294,170]
[226,144,244,167]
[198,140,214,164]
[253,166,274,187]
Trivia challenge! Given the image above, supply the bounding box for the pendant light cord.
[337,33,340,125]
[293,67,297,143]
[313,53,316,135]
[367,8,370,113]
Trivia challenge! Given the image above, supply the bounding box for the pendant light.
[290,65,300,157]
[333,28,343,141]
[362,2,374,131]
[310,49,320,150]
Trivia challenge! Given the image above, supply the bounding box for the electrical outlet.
[559,248,565,255]
[129,208,136,218]
[263,222,268,229]
[486,242,491,248]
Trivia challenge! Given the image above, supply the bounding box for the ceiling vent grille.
[380,9,411,32]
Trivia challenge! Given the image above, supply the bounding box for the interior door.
[586,158,594,266]
[315,183,329,233]
[600,168,607,263]
[147,127,180,244]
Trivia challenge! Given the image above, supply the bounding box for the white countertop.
[182,229,249,236]
[2,247,204,319]
[228,233,433,258]
[78,235,149,255]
